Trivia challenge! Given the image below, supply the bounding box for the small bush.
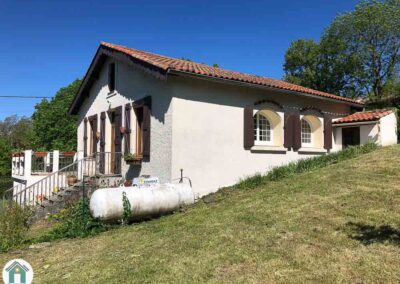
[36,197,110,242]
[0,200,32,252]
[120,192,131,226]
[235,143,378,190]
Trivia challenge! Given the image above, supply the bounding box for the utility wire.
[0,95,52,99]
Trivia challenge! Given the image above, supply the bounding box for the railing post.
[24,150,32,179]
[53,150,60,173]
[77,151,84,181]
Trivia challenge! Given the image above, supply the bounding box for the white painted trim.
[298,147,327,153]
[332,121,378,127]
[251,145,287,152]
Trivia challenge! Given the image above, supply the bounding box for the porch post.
[53,150,60,172]
[24,150,32,179]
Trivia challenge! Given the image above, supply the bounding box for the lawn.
[1,145,400,283]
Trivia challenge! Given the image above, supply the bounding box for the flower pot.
[67,175,78,186]
[63,151,76,157]
[124,180,133,187]
[34,152,47,158]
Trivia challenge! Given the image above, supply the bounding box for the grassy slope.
[1,146,400,283]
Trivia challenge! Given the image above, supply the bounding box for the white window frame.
[253,112,273,146]
[301,118,313,146]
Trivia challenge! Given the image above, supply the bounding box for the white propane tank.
[90,183,195,222]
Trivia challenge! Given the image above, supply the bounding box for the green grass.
[1,145,400,283]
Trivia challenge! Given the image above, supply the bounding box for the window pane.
[255,113,271,142]
[301,119,312,143]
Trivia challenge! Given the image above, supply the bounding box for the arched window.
[301,119,312,144]
[254,113,271,143]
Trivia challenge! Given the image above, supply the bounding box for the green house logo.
[2,259,33,284]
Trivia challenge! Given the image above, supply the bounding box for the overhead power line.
[0,95,52,99]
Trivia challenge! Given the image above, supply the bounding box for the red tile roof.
[100,42,363,106]
[333,109,393,124]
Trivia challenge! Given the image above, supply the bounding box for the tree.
[284,0,400,98]
[0,116,34,150]
[32,79,82,151]
[284,39,320,88]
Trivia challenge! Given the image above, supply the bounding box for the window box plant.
[124,153,142,165]
[34,151,48,158]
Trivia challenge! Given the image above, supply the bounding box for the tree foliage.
[0,138,11,176]
[0,116,33,185]
[284,0,400,98]
[32,79,81,151]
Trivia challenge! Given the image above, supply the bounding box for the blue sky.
[0,0,358,119]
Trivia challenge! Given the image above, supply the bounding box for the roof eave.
[68,44,168,115]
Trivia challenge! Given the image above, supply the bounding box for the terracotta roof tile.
[101,42,363,106]
[333,109,393,124]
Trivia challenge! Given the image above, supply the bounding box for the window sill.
[298,147,327,154]
[251,145,287,153]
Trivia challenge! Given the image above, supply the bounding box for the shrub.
[235,143,378,190]
[0,201,32,252]
[121,192,131,226]
[36,197,110,242]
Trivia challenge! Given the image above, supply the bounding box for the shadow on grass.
[346,222,400,246]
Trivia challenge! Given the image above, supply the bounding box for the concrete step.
[30,183,89,223]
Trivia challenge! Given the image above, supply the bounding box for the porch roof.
[332,109,393,125]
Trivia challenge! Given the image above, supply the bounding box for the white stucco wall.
[76,58,174,184]
[360,124,379,144]
[169,76,353,197]
[379,112,398,146]
[332,127,343,152]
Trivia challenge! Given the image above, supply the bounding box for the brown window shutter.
[124,104,131,154]
[284,112,292,148]
[100,112,106,174]
[243,106,254,150]
[100,112,106,152]
[114,106,122,154]
[142,103,151,157]
[91,114,98,154]
[323,115,333,150]
[292,113,301,150]
[83,118,88,157]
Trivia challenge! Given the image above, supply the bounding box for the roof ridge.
[101,41,215,70]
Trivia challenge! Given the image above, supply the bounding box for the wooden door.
[342,127,360,149]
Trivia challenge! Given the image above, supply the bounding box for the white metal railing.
[12,150,79,177]
[4,152,123,207]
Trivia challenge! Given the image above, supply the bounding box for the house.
[8,42,398,204]
[66,42,397,197]
[332,109,397,147]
